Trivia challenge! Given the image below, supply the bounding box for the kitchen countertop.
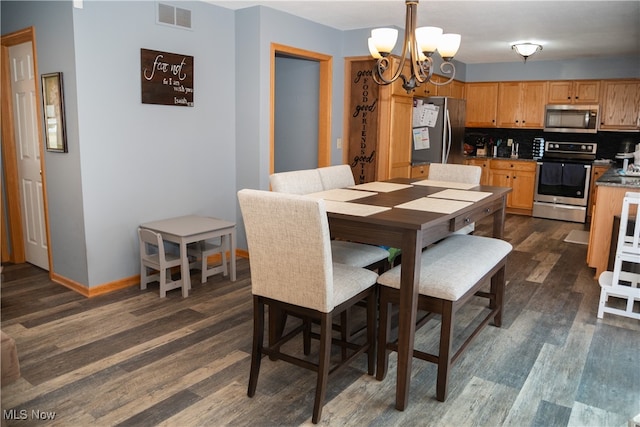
[462,156,538,162]
[412,157,539,167]
[596,166,640,188]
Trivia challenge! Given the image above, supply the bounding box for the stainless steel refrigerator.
[411,96,466,165]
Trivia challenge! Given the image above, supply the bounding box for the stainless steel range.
[532,140,597,223]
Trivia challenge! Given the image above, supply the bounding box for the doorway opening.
[270,43,332,174]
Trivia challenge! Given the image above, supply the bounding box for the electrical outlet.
[337,138,342,149]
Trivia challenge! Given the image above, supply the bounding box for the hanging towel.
[540,163,562,186]
[562,163,585,187]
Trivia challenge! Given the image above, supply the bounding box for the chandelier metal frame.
[371,0,458,93]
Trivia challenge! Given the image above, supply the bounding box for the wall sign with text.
[347,59,379,184]
[141,48,193,107]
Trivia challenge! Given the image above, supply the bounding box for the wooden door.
[7,41,49,269]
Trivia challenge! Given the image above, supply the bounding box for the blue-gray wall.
[2,1,88,285]
[465,55,639,82]
[3,1,236,287]
[2,0,638,289]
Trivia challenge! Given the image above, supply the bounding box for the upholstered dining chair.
[318,164,356,190]
[427,163,482,184]
[269,167,389,271]
[270,167,389,354]
[238,188,378,424]
[138,227,186,298]
[376,234,512,402]
[428,163,482,234]
[269,168,324,195]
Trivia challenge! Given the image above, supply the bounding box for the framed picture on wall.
[41,72,68,153]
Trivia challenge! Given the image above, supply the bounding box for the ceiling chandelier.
[511,42,542,62]
[368,0,461,93]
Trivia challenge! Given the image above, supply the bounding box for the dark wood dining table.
[326,178,511,410]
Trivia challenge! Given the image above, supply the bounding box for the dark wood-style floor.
[2,215,639,426]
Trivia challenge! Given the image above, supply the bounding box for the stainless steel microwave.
[544,105,599,133]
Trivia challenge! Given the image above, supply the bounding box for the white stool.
[598,191,640,320]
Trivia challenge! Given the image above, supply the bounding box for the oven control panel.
[544,141,597,156]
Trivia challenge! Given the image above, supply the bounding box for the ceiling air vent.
[157,3,192,30]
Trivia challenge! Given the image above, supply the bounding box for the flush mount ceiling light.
[511,42,542,62]
[368,0,461,93]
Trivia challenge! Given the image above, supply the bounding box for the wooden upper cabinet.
[600,80,640,130]
[520,81,548,127]
[414,74,438,98]
[497,82,521,128]
[413,75,464,99]
[497,81,547,128]
[465,82,499,127]
[438,78,465,99]
[548,80,600,104]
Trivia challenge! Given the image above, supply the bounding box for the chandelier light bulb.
[438,34,462,60]
[415,26,442,55]
[371,28,398,55]
[368,38,382,59]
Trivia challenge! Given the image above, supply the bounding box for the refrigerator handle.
[443,108,452,163]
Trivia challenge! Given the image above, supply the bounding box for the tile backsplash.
[464,128,638,160]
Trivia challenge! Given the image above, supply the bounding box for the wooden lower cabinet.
[587,185,630,278]
[464,158,491,185]
[464,158,536,213]
[411,164,429,178]
[488,159,536,213]
[588,165,611,218]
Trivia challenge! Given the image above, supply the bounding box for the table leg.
[230,228,237,282]
[180,240,190,298]
[493,195,507,239]
[395,230,422,411]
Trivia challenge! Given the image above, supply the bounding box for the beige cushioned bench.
[376,234,512,402]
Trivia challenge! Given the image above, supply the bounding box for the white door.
[9,42,49,270]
